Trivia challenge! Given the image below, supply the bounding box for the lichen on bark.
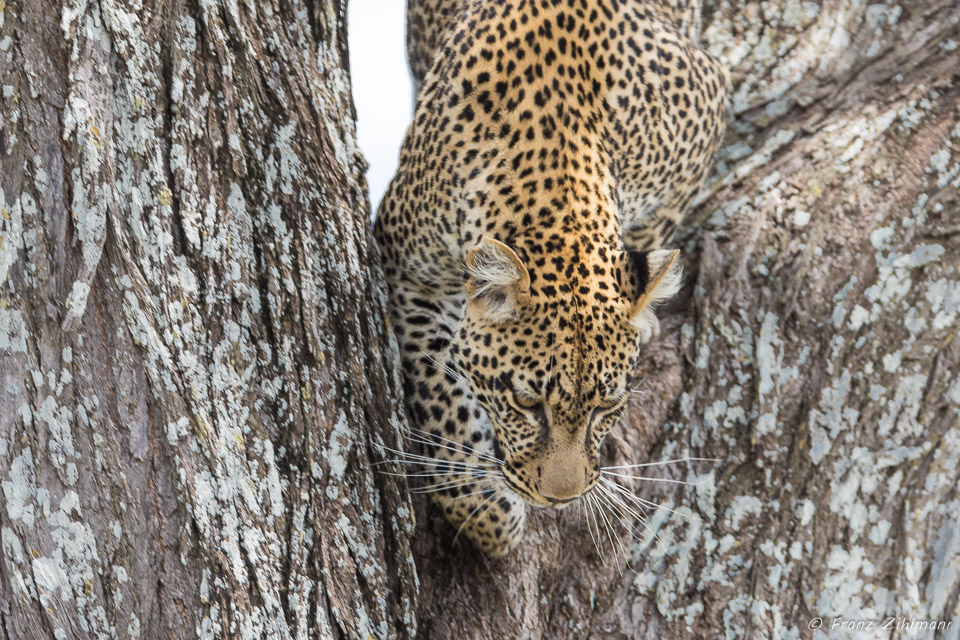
[2,0,959,638]
[1,0,416,638]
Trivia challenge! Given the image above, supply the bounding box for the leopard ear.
[465,237,531,322]
[626,249,682,331]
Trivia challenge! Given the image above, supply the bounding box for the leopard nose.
[538,455,587,502]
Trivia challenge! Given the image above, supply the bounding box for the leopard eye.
[601,394,627,409]
[514,393,541,410]
[591,394,627,421]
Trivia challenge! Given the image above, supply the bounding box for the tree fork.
[2,0,960,639]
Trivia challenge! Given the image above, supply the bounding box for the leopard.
[374,0,727,556]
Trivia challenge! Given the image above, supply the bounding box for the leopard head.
[452,236,681,507]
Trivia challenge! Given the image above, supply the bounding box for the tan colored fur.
[376,0,726,555]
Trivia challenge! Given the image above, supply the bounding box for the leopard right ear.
[465,237,531,322]
[625,249,682,338]
[627,249,682,314]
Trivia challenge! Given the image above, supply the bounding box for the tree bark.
[3,0,960,639]
[409,1,960,639]
[0,0,417,638]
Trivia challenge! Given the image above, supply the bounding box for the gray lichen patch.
[598,3,960,638]
[1,0,417,637]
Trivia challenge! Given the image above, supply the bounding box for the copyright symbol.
[809,617,823,630]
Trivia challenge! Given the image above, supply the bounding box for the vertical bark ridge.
[1,0,417,638]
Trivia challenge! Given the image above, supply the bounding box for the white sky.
[348,0,414,213]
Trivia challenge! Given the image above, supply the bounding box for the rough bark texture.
[410,1,960,639]
[3,0,960,639]
[0,0,418,638]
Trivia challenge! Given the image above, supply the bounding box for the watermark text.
[807,616,954,633]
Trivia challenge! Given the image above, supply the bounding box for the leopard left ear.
[625,249,683,330]
[465,236,531,322]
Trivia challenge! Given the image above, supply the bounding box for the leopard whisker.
[598,485,669,561]
[453,485,502,500]
[584,495,607,566]
[409,485,475,495]
[634,496,690,520]
[601,492,642,557]
[599,479,651,518]
[592,492,626,574]
[601,457,718,470]
[600,478,691,521]
[599,470,703,486]
[402,436,502,467]
[406,428,504,464]
[599,492,643,574]
[375,445,498,469]
[596,482,647,524]
[596,483,666,552]
[373,458,497,471]
[375,461,498,476]
[590,496,607,566]
[407,428,503,464]
[409,477,497,494]
[595,484,644,545]
[380,472,502,486]
[453,490,496,546]
[418,348,469,386]
[402,434,503,466]
[597,480,664,548]
[379,468,500,478]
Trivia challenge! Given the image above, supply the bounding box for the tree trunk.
[3,0,960,639]
[0,0,418,638]
[409,1,960,639]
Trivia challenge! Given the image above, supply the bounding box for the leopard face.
[451,237,681,507]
